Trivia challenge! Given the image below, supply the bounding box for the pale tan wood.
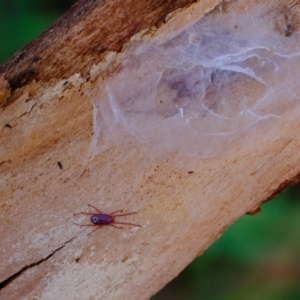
[1,0,300,299]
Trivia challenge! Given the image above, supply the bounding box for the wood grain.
[1,0,300,299]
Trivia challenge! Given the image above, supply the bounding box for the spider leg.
[113,221,141,228]
[87,204,102,214]
[109,210,124,215]
[111,212,138,217]
[87,226,102,235]
[109,224,123,229]
[291,0,300,8]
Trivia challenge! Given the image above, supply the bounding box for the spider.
[73,204,141,235]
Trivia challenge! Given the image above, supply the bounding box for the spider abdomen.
[91,214,113,224]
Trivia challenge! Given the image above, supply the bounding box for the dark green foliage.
[154,186,300,300]
[0,0,76,64]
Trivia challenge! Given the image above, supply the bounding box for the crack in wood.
[0,237,75,290]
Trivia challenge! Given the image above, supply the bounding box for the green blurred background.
[1,1,300,299]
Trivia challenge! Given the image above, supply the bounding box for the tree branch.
[1,0,300,299]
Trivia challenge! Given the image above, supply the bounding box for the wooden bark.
[1,0,300,299]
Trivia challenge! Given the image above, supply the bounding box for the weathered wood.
[1,0,300,299]
[0,0,201,95]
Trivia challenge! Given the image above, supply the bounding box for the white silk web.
[91,2,300,157]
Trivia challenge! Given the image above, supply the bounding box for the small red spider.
[73,204,141,235]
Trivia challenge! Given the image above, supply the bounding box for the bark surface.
[1,0,300,299]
